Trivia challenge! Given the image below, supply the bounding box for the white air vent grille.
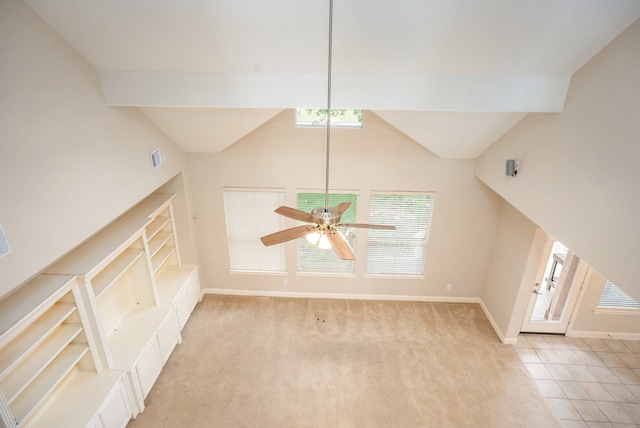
[150,149,163,170]
[0,225,11,258]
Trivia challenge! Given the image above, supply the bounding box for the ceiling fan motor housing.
[311,207,342,227]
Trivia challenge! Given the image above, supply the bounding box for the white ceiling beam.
[100,71,570,112]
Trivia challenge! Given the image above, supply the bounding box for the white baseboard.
[203,287,480,304]
[477,300,517,345]
[566,330,640,341]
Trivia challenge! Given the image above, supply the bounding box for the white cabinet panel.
[175,290,191,331]
[135,341,162,399]
[157,312,179,363]
[98,380,131,428]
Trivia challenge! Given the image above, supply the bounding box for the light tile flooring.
[516,334,640,427]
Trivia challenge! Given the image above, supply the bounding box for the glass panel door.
[521,238,584,334]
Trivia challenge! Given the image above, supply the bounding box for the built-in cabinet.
[0,193,200,427]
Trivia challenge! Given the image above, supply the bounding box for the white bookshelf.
[0,275,98,427]
[0,192,200,427]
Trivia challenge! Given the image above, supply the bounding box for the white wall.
[0,0,187,298]
[475,19,640,303]
[188,110,503,298]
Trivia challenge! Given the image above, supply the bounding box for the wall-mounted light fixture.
[506,159,519,177]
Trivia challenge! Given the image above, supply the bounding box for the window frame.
[222,187,287,275]
[295,189,359,276]
[595,281,640,315]
[294,108,363,128]
[364,191,435,279]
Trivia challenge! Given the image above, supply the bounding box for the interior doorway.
[521,236,584,334]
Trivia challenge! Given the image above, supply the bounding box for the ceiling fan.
[260,0,395,260]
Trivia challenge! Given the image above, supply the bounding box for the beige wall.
[188,110,503,298]
[0,0,187,298]
[569,268,640,338]
[475,19,640,303]
[480,201,541,341]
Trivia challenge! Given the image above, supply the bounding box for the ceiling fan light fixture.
[306,230,322,245]
[318,232,332,249]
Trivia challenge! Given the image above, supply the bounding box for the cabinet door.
[186,270,201,312]
[98,380,131,428]
[135,341,162,399]
[87,416,104,428]
[174,290,191,331]
[156,313,179,364]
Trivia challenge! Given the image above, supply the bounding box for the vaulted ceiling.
[24,0,640,158]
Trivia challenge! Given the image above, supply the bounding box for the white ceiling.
[24,0,640,158]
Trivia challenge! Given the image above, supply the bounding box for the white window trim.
[363,273,426,280]
[223,187,287,274]
[365,190,435,277]
[294,108,364,129]
[593,307,640,315]
[596,281,640,314]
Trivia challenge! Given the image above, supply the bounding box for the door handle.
[532,282,542,294]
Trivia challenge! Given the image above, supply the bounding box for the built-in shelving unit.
[0,275,97,427]
[146,208,178,276]
[0,192,200,427]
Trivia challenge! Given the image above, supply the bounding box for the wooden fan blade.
[261,225,316,246]
[335,201,352,214]
[336,223,396,230]
[325,229,355,260]
[274,206,313,223]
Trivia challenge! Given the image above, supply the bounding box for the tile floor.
[516,334,640,427]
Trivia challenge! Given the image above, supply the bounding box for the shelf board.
[44,193,176,278]
[0,303,76,378]
[10,344,89,423]
[0,275,76,338]
[45,218,149,279]
[131,193,175,220]
[151,245,176,274]
[3,324,83,402]
[148,231,173,258]
[146,215,170,241]
[107,303,173,369]
[29,369,126,428]
[156,265,198,305]
[92,248,145,299]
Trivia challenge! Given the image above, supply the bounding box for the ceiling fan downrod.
[324,0,334,212]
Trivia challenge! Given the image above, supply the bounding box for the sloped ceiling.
[24,0,640,158]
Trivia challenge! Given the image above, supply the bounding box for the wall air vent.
[150,149,163,170]
[0,225,11,258]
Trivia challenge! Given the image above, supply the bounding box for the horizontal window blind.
[223,189,286,273]
[598,281,640,310]
[297,192,357,273]
[366,192,434,276]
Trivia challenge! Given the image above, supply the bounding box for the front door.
[521,236,585,334]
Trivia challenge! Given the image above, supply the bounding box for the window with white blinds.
[598,281,640,310]
[366,192,434,276]
[297,192,357,274]
[223,188,287,273]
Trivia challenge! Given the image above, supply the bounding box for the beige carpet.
[128,295,561,427]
